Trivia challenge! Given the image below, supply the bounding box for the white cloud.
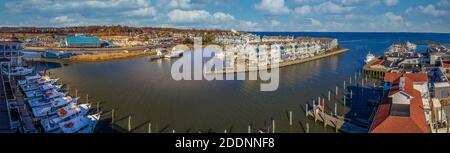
[212,12,235,22]
[122,7,157,17]
[255,0,290,15]
[168,0,192,9]
[315,1,353,14]
[438,0,449,7]
[167,9,235,23]
[238,21,259,31]
[309,18,322,27]
[418,4,447,16]
[294,5,312,15]
[270,20,280,27]
[384,0,399,6]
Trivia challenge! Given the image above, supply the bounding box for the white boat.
[76,113,101,133]
[28,97,47,108]
[32,97,78,118]
[58,112,100,133]
[20,83,40,92]
[36,76,59,85]
[406,41,417,51]
[2,67,33,76]
[41,103,91,132]
[165,50,184,59]
[40,83,63,91]
[365,51,376,64]
[44,89,64,100]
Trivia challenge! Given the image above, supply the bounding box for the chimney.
[399,77,405,91]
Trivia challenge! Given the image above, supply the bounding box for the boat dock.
[306,104,368,133]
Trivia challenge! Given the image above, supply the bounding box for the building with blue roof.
[65,36,102,48]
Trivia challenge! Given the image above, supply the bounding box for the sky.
[0,0,449,32]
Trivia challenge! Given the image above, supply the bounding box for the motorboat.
[165,49,184,59]
[40,103,91,132]
[364,51,376,64]
[58,112,100,133]
[2,67,33,76]
[32,97,78,118]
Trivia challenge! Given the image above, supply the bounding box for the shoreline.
[205,47,349,74]
[23,51,155,63]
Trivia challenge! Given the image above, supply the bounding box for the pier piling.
[350,90,353,99]
[148,122,152,133]
[336,86,338,96]
[306,122,309,133]
[328,90,331,102]
[289,111,293,126]
[111,109,115,125]
[86,94,89,104]
[75,89,78,98]
[272,119,275,133]
[248,124,252,133]
[334,103,337,117]
[343,81,346,91]
[128,115,132,132]
[349,77,352,85]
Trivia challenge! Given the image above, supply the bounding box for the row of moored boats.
[19,73,101,133]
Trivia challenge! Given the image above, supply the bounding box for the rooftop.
[370,72,430,133]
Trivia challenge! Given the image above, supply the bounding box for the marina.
[2,32,450,133]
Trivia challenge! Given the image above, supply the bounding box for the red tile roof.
[371,59,384,66]
[384,72,428,83]
[371,72,430,133]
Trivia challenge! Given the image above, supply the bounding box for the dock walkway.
[307,106,368,133]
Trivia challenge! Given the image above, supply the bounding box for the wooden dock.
[307,103,368,133]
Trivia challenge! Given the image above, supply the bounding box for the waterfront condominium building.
[0,38,24,66]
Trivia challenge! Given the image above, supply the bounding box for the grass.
[69,51,155,62]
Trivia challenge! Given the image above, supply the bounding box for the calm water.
[34,32,450,133]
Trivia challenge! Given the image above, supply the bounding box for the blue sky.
[0,0,449,32]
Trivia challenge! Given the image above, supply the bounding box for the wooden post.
[148,122,152,133]
[248,124,251,133]
[75,89,78,98]
[350,90,353,99]
[306,122,309,133]
[111,109,115,124]
[306,103,309,118]
[224,129,227,133]
[334,103,337,117]
[328,90,331,102]
[272,119,275,133]
[289,111,293,126]
[128,115,132,132]
[336,86,338,96]
[349,77,352,85]
[447,117,449,133]
[86,94,89,104]
[343,81,346,91]
[172,130,175,133]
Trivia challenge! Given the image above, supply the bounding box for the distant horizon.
[0,0,449,33]
[1,26,450,34]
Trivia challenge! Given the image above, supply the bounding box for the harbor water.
[26,32,450,133]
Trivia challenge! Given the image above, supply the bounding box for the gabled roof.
[370,72,430,133]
